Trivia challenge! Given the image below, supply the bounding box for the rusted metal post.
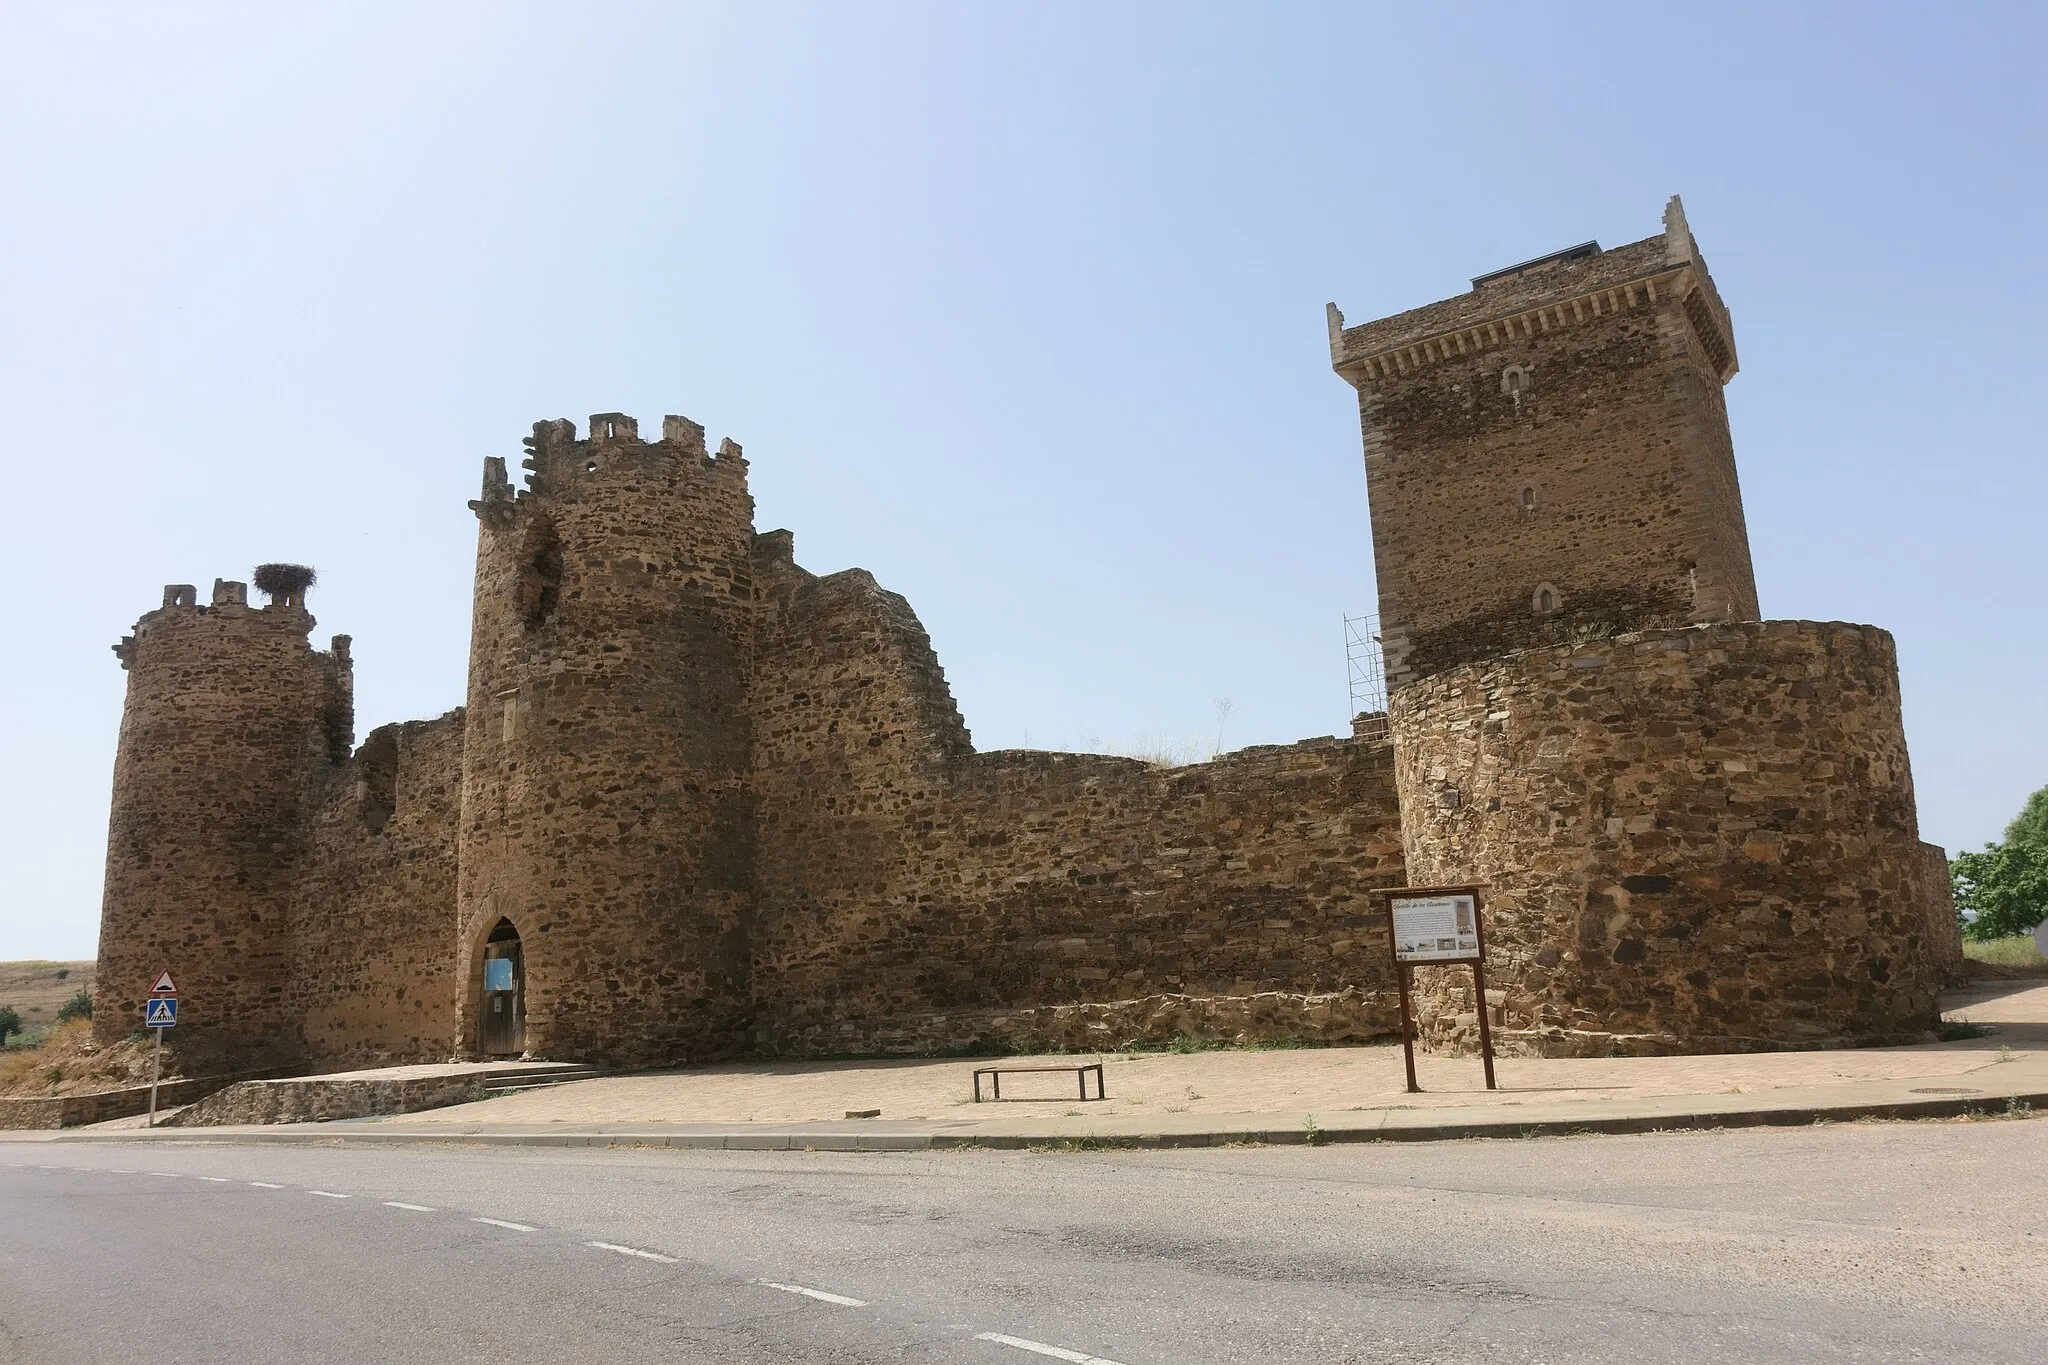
[1395,963,1421,1094]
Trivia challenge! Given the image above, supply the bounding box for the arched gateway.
[478,918,525,1056]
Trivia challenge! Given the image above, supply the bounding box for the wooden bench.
[971,1062,1106,1103]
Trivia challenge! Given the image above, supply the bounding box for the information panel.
[1390,892,1480,963]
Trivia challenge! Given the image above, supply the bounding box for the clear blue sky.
[2,3,2042,960]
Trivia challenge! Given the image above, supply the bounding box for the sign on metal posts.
[145,972,178,1128]
[1383,885,1496,1094]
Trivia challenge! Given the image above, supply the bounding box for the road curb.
[928,1089,2048,1148]
[28,1087,2043,1152]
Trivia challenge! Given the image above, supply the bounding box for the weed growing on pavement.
[1938,1021,1990,1041]
[2006,1097,2033,1118]
[1304,1113,1322,1145]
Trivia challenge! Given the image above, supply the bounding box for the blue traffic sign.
[143,997,177,1028]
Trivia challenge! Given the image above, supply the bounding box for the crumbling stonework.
[751,736,1409,1055]
[94,198,1955,1072]
[290,713,466,1065]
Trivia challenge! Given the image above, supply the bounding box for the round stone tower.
[457,414,757,1066]
[95,571,352,1063]
[1389,620,1941,1055]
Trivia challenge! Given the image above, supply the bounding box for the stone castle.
[94,198,1961,1070]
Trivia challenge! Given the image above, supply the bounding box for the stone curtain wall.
[1390,620,1941,1055]
[748,565,1409,1056]
[1917,841,1967,987]
[95,588,349,1063]
[1335,221,1759,689]
[289,714,466,1067]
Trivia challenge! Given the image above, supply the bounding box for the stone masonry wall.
[1917,841,1966,988]
[1334,210,1759,689]
[457,416,760,1067]
[289,713,466,1067]
[748,563,1410,1055]
[95,584,349,1064]
[1390,620,1942,1056]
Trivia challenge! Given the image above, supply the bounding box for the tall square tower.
[1330,197,1757,689]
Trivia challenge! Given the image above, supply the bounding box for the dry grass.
[1964,934,2048,974]
[0,1017,195,1097]
[0,959,94,1045]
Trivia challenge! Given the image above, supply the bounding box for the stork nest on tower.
[253,563,318,601]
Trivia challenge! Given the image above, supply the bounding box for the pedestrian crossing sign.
[144,997,178,1028]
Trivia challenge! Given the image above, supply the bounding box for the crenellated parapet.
[468,412,751,520]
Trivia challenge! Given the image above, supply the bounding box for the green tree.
[53,988,92,1023]
[1954,782,2048,941]
[0,1006,20,1047]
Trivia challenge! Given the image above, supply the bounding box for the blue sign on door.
[144,997,178,1028]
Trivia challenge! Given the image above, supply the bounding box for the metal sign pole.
[147,1026,162,1128]
[1395,962,1421,1094]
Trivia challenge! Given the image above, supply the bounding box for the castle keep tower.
[1335,201,1945,1053]
[1329,196,1757,689]
[95,570,350,1060]
[459,414,758,1066]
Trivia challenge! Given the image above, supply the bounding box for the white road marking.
[587,1241,679,1263]
[472,1217,538,1232]
[111,1170,137,1175]
[249,1182,285,1189]
[974,1332,1128,1365]
[384,1201,437,1212]
[197,1176,231,1182]
[307,1190,351,1199]
[147,1172,182,1178]
[755,1281,868,1308]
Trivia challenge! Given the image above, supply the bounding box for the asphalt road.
[3,1116,2043,1364]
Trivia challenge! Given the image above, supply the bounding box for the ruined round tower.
[94,570,352,1062]
[458,414,757,1066]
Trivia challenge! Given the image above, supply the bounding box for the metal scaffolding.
[1345,614,1388,739]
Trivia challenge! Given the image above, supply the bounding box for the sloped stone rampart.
[1390,620,1942,1054]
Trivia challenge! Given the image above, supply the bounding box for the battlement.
[113,570,322,669]
[1329,197,1736,387]
[470,412,750,512]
